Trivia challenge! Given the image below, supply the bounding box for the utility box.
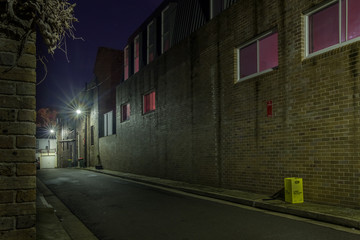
[284,178,304,203]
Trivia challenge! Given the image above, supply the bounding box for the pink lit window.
[240,43,257,78]
[143,91,156,114]
[134,36,140,73]
[124,45,129,80]
[121,103,130,122]
[348,0,360,40]
[259,32,278,72]
[309,3,339,53]
[239,32,278,79]
[308,0,360,55]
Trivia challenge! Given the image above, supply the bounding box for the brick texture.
[16,136,35,149]
[16,215,35,229]
[0,217,14,231]
[0,191,14,204]
[16,164,35,176]
[0,27,36,239]
[86,0,360,208]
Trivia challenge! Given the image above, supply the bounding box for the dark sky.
[36,0,164,110]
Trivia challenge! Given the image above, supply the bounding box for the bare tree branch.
[1,0,79,76]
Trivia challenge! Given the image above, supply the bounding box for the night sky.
[36,0,164,110]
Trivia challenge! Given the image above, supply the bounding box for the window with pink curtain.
[124,46,129,80]
[308,0,360,55]
[143,91,156,113]
[134,36,140,73]
[239,32,278,79]
[309,3,339,53]
[348,0,360,40]
[259,33,278,72]
[240,43,257,78]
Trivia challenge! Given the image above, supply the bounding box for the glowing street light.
[74,108,82,167]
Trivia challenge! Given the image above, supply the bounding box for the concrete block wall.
[96,37,219,185]
[99,0,360,208]
[0,31,36,239]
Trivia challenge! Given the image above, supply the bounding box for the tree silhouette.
[36,108,57,128]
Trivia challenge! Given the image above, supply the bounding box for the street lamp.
[74,109,82,167]
[48,128,55,155]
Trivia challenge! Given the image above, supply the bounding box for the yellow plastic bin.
[284,177,304,203]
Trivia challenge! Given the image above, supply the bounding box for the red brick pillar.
[0,30,37,239]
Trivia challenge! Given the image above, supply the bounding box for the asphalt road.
[37,169,360,240]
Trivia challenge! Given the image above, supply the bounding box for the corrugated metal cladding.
[224,0,237,9]
[172,0,207,45]
[172,0,238,45]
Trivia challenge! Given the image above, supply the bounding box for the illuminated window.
[104,111,113,136]
[121,103,130,122]
[306,0,360,55]
[143,91,156,114]
[162,7,170,53]
[237,31,278,80]
[124,45,129,80]
[147,21,155,63]
[134,36,140,73]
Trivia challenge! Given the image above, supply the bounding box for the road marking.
[39,194,53,208]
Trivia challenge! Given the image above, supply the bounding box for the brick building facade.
[86,0,360,208]
[0,27,37,239]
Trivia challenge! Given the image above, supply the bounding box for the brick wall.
[220,0,360,207]
[0,30,36,239]
[98,0,360,208]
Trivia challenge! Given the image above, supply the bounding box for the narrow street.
[37,169,360,240]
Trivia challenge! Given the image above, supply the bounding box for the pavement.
[36,177,98,240]
[37,167,360,239]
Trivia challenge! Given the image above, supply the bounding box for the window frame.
[147,21,155,64]
[121,103,131,122]
[161,6,170,54]
[236,30,278,82]
[143,91,156,114]
[223,0,230,10]
[124,45,129,80]
[210,0,222,19]
[103,111,113,137]
[305,0,360,57]
[134,35,140,74]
